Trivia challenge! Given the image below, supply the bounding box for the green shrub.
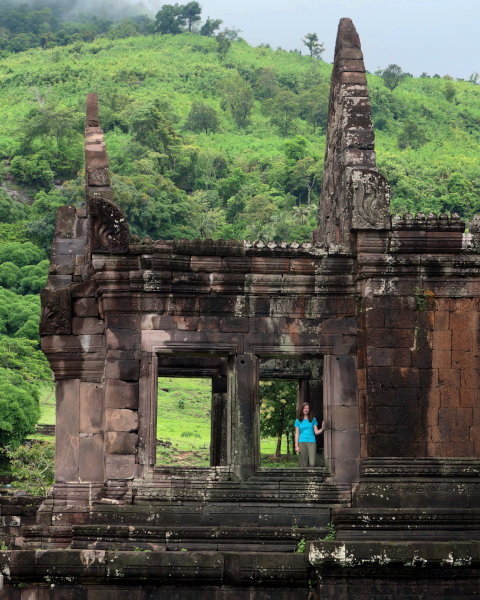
[4,441,54,496]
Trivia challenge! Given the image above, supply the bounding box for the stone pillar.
[55,379,80,482]
[211,374,228,466]
[323,355,360,484]
[230,354,257,479]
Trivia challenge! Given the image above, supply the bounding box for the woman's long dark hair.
[297,402,314,422]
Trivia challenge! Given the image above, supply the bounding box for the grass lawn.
[38,385,55,425]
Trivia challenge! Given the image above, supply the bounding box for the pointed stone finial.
[85,93,129,253]
[312,18,390,253]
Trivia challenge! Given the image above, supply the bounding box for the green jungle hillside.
[1,2,480,465]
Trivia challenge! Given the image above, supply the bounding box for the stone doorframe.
[137,330,360,485]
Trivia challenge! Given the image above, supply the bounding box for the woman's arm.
[295,427,300,452]
[314,420,324,435]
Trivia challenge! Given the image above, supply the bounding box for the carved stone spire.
[312,18,390,253]
[85,93,129,253]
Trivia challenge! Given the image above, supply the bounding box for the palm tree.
[292,205,311,225]
[245,221,274,243]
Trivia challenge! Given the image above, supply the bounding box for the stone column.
[211,373,228,466]
[323,355,360,484]
[230,354,257,479]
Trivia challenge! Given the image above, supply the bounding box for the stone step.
[334,507,480,540]
[0,548,312,591]
[133,481,347,505]
[24,524,330,552]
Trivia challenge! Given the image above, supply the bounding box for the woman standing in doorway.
[294,402,324,467]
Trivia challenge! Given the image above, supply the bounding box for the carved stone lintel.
[40,287,72,335]
[87,194,130,253]
[350,169,390,230]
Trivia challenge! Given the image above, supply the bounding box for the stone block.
[366,347,393,367]
[432,349,451,369]
[455,407,473,427]
[55,379,80,482]
[439,386,460,408]
[73,297,98,318]
[450,311,471,331]
[410,349,431,368]
[46,274,72,288]
[434,310,449,330]
[105,455,136,479]
[420,368,437,388]
[190,256,222,271]
[451,329,473,351]
[430,426,451,443]
[461,368,480,388]
[450,426,470,443]
[449,441,474,456]
[106,328,139,351]
[54,205,76,237]
[251,257,290,273]
[383,309,417,329]
[173,316,198,331]
[79,382,103,434]
[438,369,460,387]
[331,406,360,431]
[140,314,174,330]
[54,239,86,255]
[393,387,419,406]
[470,427,480,444]
[438,407,456,428]
[105,408,138,432]
[432,330,451,351]
[452,350,476,369]
[367,367,392,389]
[71,280,96,298]
[339,71,367,85]
[106,313,141,329]
[367,329,413,348]
[221,257,251,271]
[289,258,315,274]
[79,434,104,482]
[322,317,356,335]
[219,317,249,333]
[72,317,104,335]
[459,388,478,407]
[364,309,384,329]
[105,359,140,381]
[105,432,138,454]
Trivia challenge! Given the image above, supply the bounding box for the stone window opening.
[256,357,324,472]
[149,354,230,471]
[156,375,212,467]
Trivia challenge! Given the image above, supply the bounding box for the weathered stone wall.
[357,225,480,457]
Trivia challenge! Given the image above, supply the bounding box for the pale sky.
[189,0,479,80]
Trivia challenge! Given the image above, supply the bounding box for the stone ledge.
[361,457,480,478]
[309,540,480,568]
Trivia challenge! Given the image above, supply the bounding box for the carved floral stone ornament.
[39,287,72,335]
[350,168,390,230]
[87,194,130,253]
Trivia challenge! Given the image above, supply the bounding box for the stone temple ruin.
[2,17,480,599]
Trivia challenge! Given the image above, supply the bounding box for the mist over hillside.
[0,0,162,21]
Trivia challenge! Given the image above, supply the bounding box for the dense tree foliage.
[260,381,297,457]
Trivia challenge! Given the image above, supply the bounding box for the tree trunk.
[286,432,290,455]
[275,403,285,458]
[275,434,282,458]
